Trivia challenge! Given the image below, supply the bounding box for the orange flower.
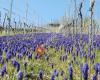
[36,45,45,55]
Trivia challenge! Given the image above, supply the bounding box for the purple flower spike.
[53,69,58,77]
[62,56,65,61]
[38,70,44,79]
[0,64,7,77]
[17,54,23,59]
[68,65,73,80]
[45,54,49,61]
[51,63,54,69]
[61,70,64,76]
[82,63,89,80]
[12,60,20,72]
[93,63,99,74]
[63,77,68,80]
[28,53,32,59]
[92,74,97,80]
[50,75,55,80]
[16,70,23,80]
[24,62,27,70]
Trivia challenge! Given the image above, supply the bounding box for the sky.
[0,0,100,25]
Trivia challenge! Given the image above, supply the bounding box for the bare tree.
[78,0,84,44]
[89,0,95,76]
[7,0,13,35]
[89,0,95,46]
[0,11,1,25]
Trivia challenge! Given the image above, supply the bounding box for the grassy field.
[0,45,99,80]
[0,31,100,80]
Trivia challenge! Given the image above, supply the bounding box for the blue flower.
[93,63,99,74]
[28,53,32,59]
[6,53,12,61]
[0,49,3,56]
[2,64,6,73]
[23,62,27,70]
[63,77,68,80]
[51,63,54,69]
[0,56,4,64]
[82,63,89,80]
[80,63,83,73]
[53,69,58,77]
[16,70,23,80]
[34,54,38,59]
[61,70,64,76]
[60,56,62,60]
[45,54,49,61]
[0,58,4,64]
[65,54,67,60]
[12,60,20,72]
[17,54,23,59]
[98,63,100,74]
[60,55,65,61]
[38,70,44,79]
[0,56,2,61]
[92,74,97,80]
[62,56,65,61]
[50,74,55,80]
[0,64,7,76]
[68,64,73,80]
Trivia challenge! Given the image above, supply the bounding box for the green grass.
[0,45,100,80]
